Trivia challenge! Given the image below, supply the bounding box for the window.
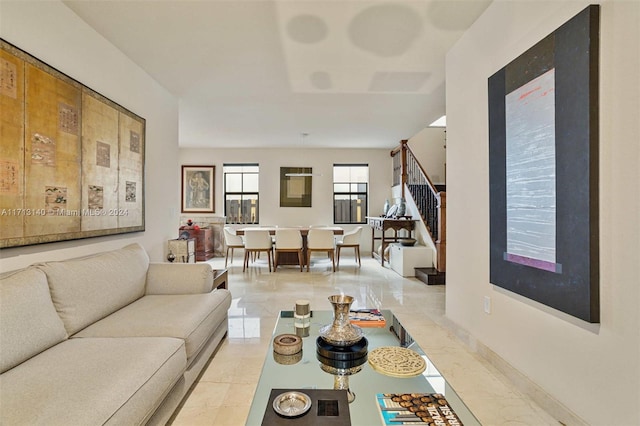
[224,164,259,224]
[333,164,368,224]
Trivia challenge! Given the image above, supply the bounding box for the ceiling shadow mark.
[287,14,329,44]
[348,4,422,57]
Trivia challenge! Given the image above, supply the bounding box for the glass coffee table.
[246,310,480,425]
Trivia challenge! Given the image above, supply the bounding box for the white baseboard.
[438,315,588,426]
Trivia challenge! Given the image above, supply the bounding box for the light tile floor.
[171,255,559,426]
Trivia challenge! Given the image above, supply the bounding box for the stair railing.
[391,140,446,272]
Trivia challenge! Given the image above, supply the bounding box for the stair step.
[415,267,446,285]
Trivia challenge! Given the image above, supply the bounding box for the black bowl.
[399,238,416,246]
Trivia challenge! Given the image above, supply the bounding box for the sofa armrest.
[145,263,215,294]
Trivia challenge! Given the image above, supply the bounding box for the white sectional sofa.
[0,243,232,425]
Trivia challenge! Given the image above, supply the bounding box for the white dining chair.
[306,228,336,272]
[335,226,363,269]
[243,229,273,272]
[223,226,244,268]
[273,228,304,271]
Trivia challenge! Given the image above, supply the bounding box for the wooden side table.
[167,238,196,263]
[178,227,214,261]
[212,269,227,290]
[366,217,416,266]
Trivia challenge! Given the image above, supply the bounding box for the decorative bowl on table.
[399,238,417,246]
[273,334,303,355]
[272,391,312,417]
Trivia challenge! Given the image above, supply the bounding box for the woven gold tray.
[368,346,426,378]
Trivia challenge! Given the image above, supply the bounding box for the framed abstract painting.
[280,167,312,207]
[488,5,600,322]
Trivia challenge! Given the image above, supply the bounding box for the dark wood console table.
[178,227,214,261]
[366,216,416,266]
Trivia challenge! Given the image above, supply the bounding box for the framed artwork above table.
[181,165,215,213]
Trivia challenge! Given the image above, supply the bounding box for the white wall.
[0,1,180,270]
[407,127,447,184]
[446,1,639,424]
[179,147,392,254]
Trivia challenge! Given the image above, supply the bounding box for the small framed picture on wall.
[181,165,215,213]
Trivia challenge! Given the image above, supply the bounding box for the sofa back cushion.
[37,243,149,335]
[0,267,68,373]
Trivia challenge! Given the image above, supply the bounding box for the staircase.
[391,140,446,285]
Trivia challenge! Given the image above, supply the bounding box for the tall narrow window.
[333,164,368,224]
[224,164,259,224]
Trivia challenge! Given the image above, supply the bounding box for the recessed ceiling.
[63,0,491,149]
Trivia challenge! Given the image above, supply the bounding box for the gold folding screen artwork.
[0,39,145,248]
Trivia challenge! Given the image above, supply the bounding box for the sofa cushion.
[0,268,68,374]
[0,337,185,426]
[74,289,232,361]
[37,243,149,335]
[146,262,215,294]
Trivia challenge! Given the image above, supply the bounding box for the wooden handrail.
[390,140,446,272]
[390,145,402,156]
[403,141,438,195]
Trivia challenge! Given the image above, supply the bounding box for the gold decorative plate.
[368,346,426,378]
[272,391,312,417]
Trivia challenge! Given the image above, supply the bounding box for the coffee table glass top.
[246,310,480,425]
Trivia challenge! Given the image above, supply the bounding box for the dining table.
[235,226,343,267]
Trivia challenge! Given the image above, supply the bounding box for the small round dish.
[399,238,417,246]
[272,391,312,417]
[273,334,302,355]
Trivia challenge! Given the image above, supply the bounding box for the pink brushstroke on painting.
[505,253,561,273]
